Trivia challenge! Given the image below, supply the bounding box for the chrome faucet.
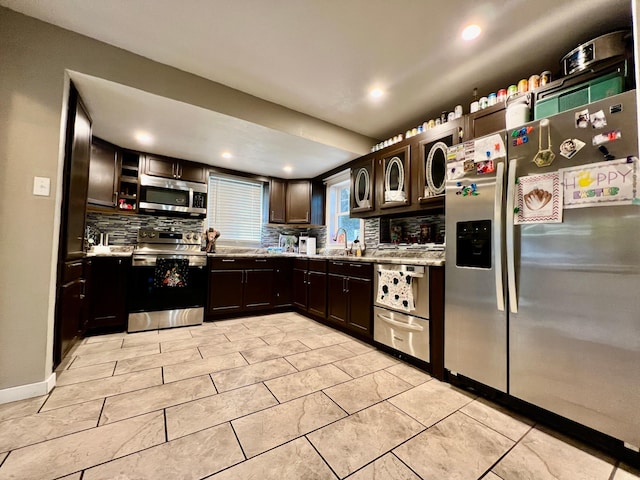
[333,227,349,254]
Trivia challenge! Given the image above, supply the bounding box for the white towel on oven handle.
[376,269,415,312]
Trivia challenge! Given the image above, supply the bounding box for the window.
[325,171,363,248]
[207,174,263,246]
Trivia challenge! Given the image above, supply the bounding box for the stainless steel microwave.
[139,174,207,217]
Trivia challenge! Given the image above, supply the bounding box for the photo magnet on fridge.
[575,109,590,128]
[559,138,586,159]
[590,110,607,129]
[592,130,622,146]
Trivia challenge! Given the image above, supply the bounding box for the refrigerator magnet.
[476,160,495,174]
[447,161,465,180]
[559,138,585,159]
[515,172,563,224]
[592,130,621,146]
[456,182,478,196]
[463,159,475,173]
[590,110,607,129]
[559,158,636,208]
[575,109,590,128]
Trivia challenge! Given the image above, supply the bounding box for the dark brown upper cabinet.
[379,145,410,210]
[143,154,207,183]
[416,123,462,206]
[286,180,312,223]
[466,102,507,139]
[350,156,375,215]
[269,178,287,223]
[269,179,324,225]
[88,138,119,208]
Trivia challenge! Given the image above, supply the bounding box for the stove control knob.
[194,234,200,242]
[149,232,156,238]
[140,231,147,238]
[186,233,192,240]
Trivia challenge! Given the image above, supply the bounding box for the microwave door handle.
[376,312,424,332]
[506,158,518,313]
[494,161,505,312]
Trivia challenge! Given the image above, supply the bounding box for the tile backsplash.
[87,212,444,249]
[365,214,445,246]
[86,212,205,246]
[262,225,327,250]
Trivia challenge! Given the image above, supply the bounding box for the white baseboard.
[0,372,56,405]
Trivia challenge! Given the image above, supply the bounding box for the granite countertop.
[84,246,445,266]
[207,248,445,266]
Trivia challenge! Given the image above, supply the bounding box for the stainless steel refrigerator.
[445,90,640,449]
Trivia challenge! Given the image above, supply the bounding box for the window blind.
[207,175,264,245]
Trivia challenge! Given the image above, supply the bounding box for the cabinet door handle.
[333,261,344,266]
[345,278,349,294]
[222,259,235,263]
[255,259,267,263]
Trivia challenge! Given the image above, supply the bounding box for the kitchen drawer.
[293,258,308,270]
[209,257,272,270]
[307,258,327,273]
[328,260,372,278]
[62,260,84,283]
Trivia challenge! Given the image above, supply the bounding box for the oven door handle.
[376,313,424,332]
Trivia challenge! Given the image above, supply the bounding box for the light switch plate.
[33,176,50,196]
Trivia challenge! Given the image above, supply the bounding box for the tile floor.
[0,312,638,480]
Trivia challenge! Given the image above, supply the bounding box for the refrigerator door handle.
[494,161,505,312]
[506,158,518,313]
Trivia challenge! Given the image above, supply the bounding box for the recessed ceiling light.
[135,131,153,145]
[221,152,232,159]
[283,166,293,173]
[369,88,384,98]
[462,24,481,41]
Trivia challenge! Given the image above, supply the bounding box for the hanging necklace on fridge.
[533,118,556,167]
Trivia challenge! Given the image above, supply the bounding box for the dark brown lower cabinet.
[327,274,348,326]
[86,256,130,333]
[273,258,293,307]
[292,258,327,320]
[54,260,86,366]
[207,258,274,316]
[244,268,274,310]
[292,266,308,309]
[429,266,445,380]
[327,261,372,338]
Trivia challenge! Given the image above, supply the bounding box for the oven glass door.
[128,264,206,313]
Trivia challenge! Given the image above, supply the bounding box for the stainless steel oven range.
[373,262,430,363]
[128,228,206,332]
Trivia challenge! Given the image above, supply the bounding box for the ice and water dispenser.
[456,220,491,269]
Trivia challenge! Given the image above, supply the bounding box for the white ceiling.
[1,0,633,178]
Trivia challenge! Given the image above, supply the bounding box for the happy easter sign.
[559,158,637,209]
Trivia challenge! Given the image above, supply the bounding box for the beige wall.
[0,7,374,394]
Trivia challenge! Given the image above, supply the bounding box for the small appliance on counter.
[298,236,316,256]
